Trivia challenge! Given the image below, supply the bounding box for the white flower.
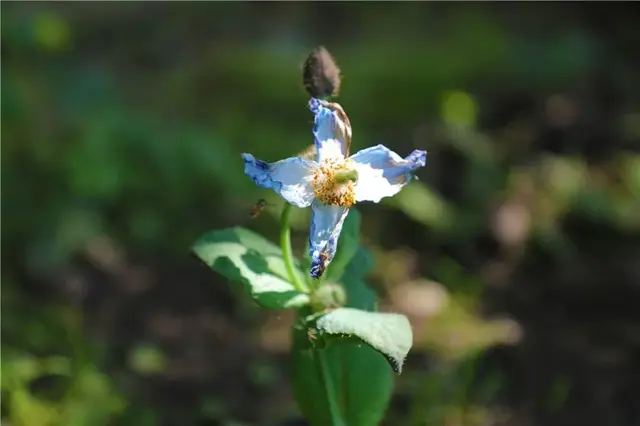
[242,98,427,279]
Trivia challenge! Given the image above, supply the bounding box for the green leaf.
[312,308,412,374]
[291,311,394,426]
[292,304,411,425]
[343,246,374,280]
[192,227,309,309]
[340,248,377,310]
[292,211,408,425]
[324,208,362,282]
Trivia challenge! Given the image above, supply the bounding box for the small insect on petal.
[309,250,331,279]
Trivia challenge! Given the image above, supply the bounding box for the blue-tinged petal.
[242,153,317,208]
[307,201,350,279]
[309,98,351,162]
[349,145,427,203]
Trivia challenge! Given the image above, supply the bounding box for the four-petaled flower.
[242,97,427,279]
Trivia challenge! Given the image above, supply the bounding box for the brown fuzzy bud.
[302,46,342,99]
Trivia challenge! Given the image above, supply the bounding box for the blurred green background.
[2,2,640,426]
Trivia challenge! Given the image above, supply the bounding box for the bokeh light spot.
[441,90,478,127]
[33,12,70,51]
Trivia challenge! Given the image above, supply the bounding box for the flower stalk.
[280,203,309,293]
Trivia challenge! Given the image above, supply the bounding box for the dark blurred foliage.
[2,2,640,426]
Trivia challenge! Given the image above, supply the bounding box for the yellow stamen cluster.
[312,158,357,207]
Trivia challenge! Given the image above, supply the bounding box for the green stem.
[280,203,308,293]
[283,206,342,424]
[317,349,346,426]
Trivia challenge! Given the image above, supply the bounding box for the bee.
[319,250,329,266]
[249,199,270,219]
[310,250,331,279]
[307,328,318,342]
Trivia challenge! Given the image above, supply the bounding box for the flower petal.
[307,201,350,279]
[242,153,316,208]
[350,145,427,203]
[309,98,351,162]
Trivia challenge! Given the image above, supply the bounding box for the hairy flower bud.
[303,46,342,99]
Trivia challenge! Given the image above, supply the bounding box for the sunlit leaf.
[312,308,412,374]
[193,227,309,309]
[11,387,59,426]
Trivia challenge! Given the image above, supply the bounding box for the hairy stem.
[280,203,308,293]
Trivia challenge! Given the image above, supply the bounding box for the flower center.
[312,158,357,207]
